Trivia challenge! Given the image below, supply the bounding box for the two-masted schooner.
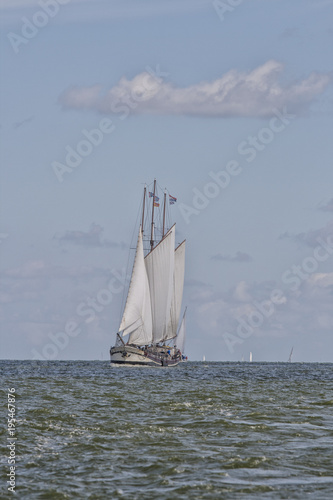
[110,180,186,366]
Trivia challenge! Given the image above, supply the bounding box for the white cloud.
[307,272,333,287]
[0,0,87,9]
[319,198,333,212]
[0,0,211,11]
[280,220,333,248]
[59,60,332,118]
[54,223,126,249]
[233,281,252,302]
[190,271,333,360]
[0,0,211,22]
[0,259,127,306]
[0,258,126,358]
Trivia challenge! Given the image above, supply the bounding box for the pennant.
[153,201,160,207]
[169,195,177,205]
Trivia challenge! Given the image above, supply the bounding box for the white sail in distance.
[119,228,153,345]
[145,225,175,344]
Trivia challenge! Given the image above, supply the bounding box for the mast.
[150,179,156,251]
[162,189,166,238]
[142,184,146,231]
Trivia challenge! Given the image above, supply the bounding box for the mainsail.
[145,225,175,343]
[119,227,153,345]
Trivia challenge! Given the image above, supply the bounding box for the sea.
[1,361,333,499]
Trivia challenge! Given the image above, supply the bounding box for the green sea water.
[1,361,333,499]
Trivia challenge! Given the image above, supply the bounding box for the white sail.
[176,308,186,353]
[288,347,294,362]
[249,352,253,362]
[145,225,175,343]
[119,228,153,345]
[166,240,186,340]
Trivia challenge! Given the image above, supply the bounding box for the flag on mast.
[149,192,159,202]
[169,195,177,205]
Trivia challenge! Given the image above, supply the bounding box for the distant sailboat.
[249,352,253,362]
[202,355,206,362]
[288,347,294,363]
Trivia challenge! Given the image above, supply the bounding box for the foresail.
[119,228,153,345]
[145,225,175,343]
[165,240,185,341]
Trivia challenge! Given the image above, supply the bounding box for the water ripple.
[1,361,332,499]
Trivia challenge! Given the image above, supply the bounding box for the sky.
[1,0,333,362]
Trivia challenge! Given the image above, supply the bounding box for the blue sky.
[1,0,333,361]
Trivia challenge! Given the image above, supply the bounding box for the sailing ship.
[288,347,294,363]
[110,180,187,366]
